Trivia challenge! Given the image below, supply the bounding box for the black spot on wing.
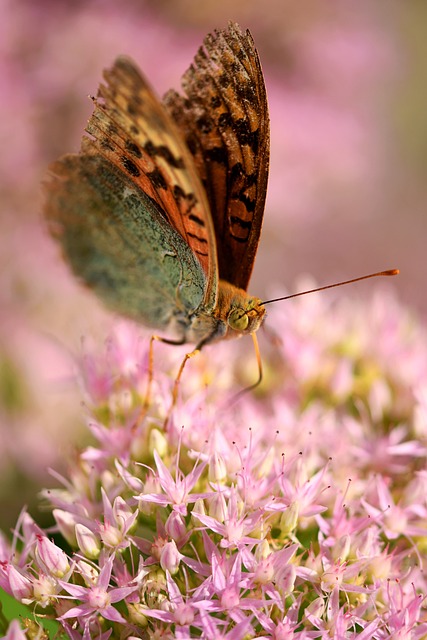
[144,141,184,169]
[125,140,142,158]
[205,146,228,164]
[188,232,208,244]
[122,157,140,177]
[196,116,213,134]
[100,139,114,152]
[236,83,255,103]
[234,193,256,213]
[230,162,244,181]
[147,168,167,190]
[185,135,198,155]
[234,119,260,152]
[172,185,198,216]
[189,213,205,227]
[211,95,221,109]
[229,215,252,242]
[218,112,232,129]
[173,184,186,199]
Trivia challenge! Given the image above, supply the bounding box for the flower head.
[2,289,427,637]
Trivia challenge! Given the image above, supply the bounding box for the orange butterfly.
[45,23,270,362]
[44,22,398,397]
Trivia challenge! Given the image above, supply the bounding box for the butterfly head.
[218,280,266,340]
[227,299,265,334]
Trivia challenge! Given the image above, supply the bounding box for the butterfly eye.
[228,308,249,332]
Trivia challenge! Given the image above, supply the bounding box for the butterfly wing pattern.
[164,23,269,291]
[44,22,269,347]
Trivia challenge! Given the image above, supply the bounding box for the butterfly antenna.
[261,269,399,306]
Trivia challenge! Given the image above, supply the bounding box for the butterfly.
[44,22,270,356]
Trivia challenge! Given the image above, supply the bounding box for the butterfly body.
[44,23,269,349]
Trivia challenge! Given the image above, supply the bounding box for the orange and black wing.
[164,22,270,291]
[50,57,219,311]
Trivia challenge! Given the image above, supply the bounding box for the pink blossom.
[1,619,28,640]
[138,449,207,515]
[58,556,137,624]
[362,475,427,540]
[2,291,427,636]
[193,487,264,550]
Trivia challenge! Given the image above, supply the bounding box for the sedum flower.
[58,556,138,625]
[1,289,427,637]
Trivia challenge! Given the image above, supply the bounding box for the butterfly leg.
[143,334,186,412]
[144,335,158,410]
[164,329,219,428]
[162,347,201,430]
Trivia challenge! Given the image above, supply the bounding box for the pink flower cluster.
[1,287,427,638]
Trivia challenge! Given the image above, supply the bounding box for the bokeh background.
[1,0,426,530]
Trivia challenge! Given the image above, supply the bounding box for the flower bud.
[254,538,271,561]
[160,541,183,575]
[279,502,299,536]
[191,498,206,526]
[35,535,70,578]
[127,603,149,627]
[8,565,32,602]
[165,511,187,545]
[77,560,99,586]
[75,524,101,559]
[53,510,78,547]
[149,429,168,458]
[209,452,227,484]
[207,492,226,522]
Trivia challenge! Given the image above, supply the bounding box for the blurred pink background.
[1,0,426,526]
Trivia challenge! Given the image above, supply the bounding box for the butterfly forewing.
[82,57,218,310]
[163,22,270,291]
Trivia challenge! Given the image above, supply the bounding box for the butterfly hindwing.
[45,153,207,334]
[164,22,270,291]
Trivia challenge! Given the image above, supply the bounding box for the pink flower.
[362,475,427,540]
[2,287,427,636]
[58,556,137,624]
[138,450,207,515]
[2,619,28,640]
[193,487,264,550]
